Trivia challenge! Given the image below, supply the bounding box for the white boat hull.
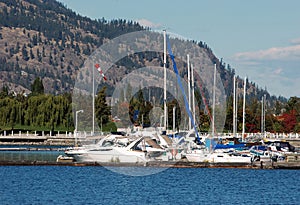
[186,151,252,163]
[66,147,147,163]
[210,153,251,163]
[185,148,211,162]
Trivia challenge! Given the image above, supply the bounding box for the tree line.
[0,78,113,133]
[1,77,300,134]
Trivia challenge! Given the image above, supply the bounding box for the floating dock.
[0,160,299,169]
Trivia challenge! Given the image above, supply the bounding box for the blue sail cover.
[133,110,139,121]
[166,36,201,143]
[214,143,246,149]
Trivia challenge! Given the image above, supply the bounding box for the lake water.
[0,166,299,205]
[0,145,66,161]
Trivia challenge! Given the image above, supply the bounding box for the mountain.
[0,0,286,107]
[0,0,143,94]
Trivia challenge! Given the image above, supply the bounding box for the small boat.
[56,155,74,162]
[186,149,252,163]
[185,149,210,162]
[209,151,252,163]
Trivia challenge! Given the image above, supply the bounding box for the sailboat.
[185,65,252,163]
[185,64,217,162]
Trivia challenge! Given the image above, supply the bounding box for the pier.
[0,160,299,169]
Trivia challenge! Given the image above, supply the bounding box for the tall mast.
[187,54,191,130]
[212,64,216,137]
[191,64,196,126]
[92,63,95,136]
[261,95,264,136]
[264,94,266,138]
[233,75,236,137]
[163,30,167,131]
[242,77,247,141]
[261,94,266,137]
[235,81,238,136]
[173,106,176,132]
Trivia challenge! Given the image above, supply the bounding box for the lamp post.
[160,115,164,128]
[100,116,103,135]
[75,109,84,146]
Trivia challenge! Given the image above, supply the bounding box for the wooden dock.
[0,160,299,169]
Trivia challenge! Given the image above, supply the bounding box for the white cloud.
[232,44,300,61]
[136,19,162,29]
[229,38,300,97]
[290,37,300,45]
[273,68,283,75]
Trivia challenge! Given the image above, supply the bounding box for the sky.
[58,0,300,98]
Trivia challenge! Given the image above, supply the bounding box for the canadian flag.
[94,64,107,81]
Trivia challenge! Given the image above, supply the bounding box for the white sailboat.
[185,65,252,163]
[185,64,217,162]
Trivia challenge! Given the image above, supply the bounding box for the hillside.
[0,0,143,94]
[0,0,285,107]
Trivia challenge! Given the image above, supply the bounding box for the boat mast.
[261,94,266,137]
[163,30,167,131]
[191,64,196,126]
[233,75,236,137]
[261,95,264,136]
[242,77,247,142]
[92,62,95,136]
[263,94,266,138]
[173,106,176,132]
[235,81,238,137]
[212,64,216,137]
[187,54,191,130]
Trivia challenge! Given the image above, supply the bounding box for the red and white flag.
[95,63,107,81]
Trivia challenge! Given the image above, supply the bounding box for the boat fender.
[172,149,178,156]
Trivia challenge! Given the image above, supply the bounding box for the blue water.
[0,166,299,205]
[0,146,66,161]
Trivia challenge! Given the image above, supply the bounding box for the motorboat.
[185,149,210,162]
[209,151,252,163]
[56,155,74,162]
[65,135,166,163]
[186,148,252,163]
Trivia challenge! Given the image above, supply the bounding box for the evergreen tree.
[30,49,34,59]
[0,85,9,98]
[31,77,44,95]
[21,44,29,61]
[95,87,111,126]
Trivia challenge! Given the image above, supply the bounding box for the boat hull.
[186,151,252,163]
[66,147,147,163]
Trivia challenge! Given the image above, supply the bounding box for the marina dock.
[1,132,300,169]
[0,159,299,169]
